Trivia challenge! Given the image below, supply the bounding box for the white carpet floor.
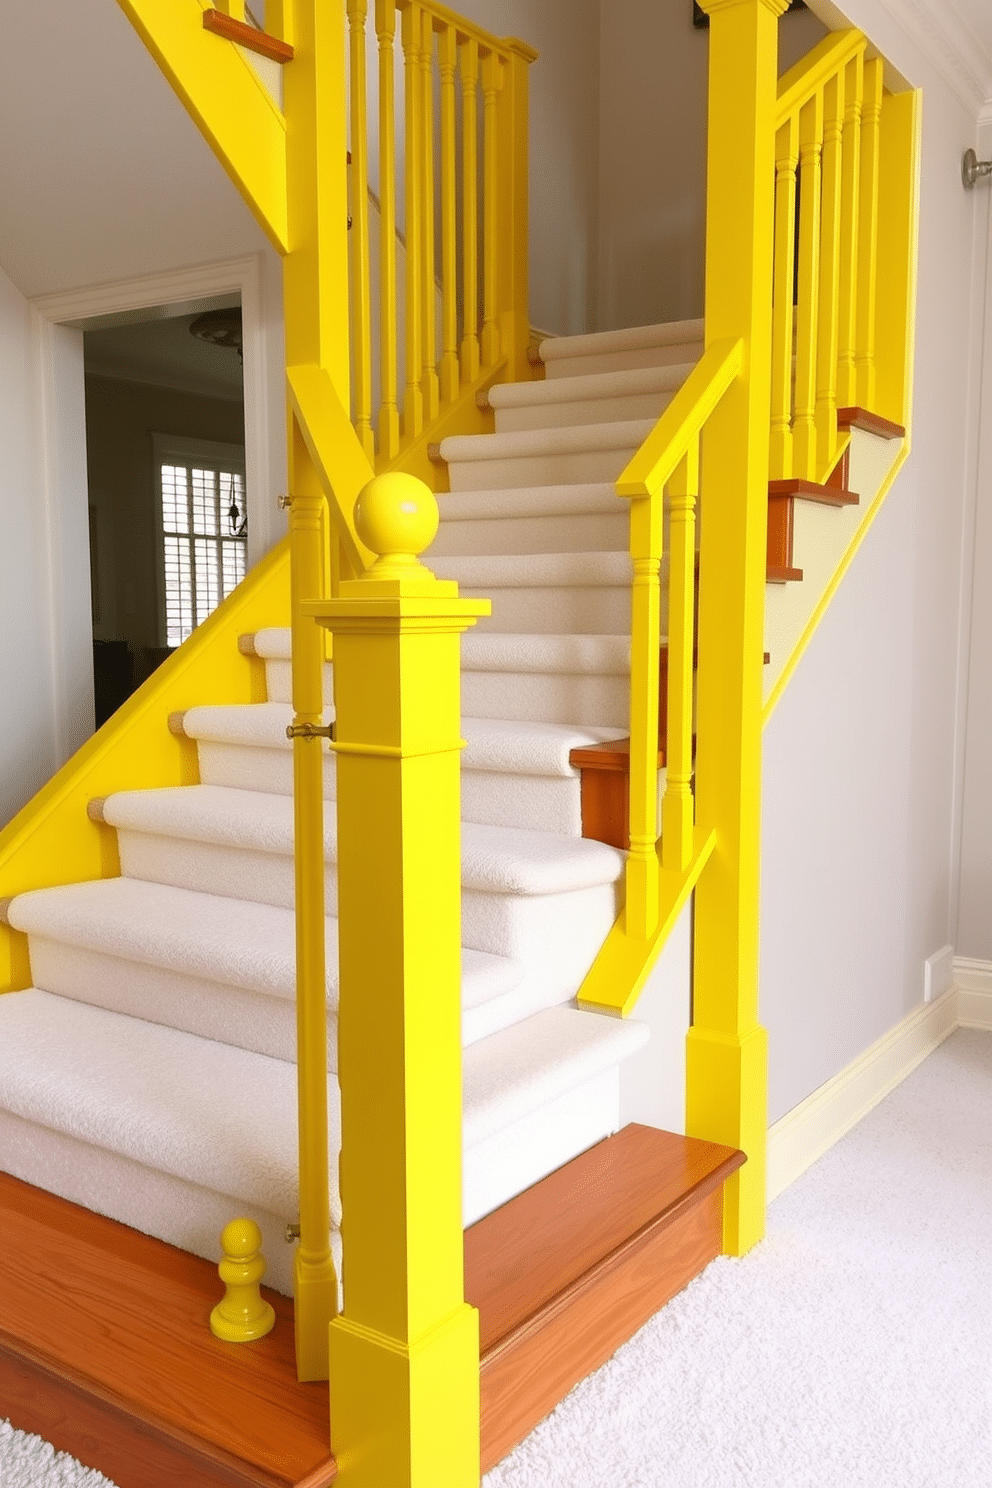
[3,1027,990,1487]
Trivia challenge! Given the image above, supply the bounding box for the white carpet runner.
[0,318,702,1295]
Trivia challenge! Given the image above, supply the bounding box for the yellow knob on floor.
[210,1218,276,1343]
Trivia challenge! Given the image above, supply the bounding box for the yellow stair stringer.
[0,539,290,994]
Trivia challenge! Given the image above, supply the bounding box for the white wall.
[597,2,828,329]
[0,269,73,826]
[956,110,992,963]
[453,0,601,335]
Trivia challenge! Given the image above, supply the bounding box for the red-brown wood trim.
[766,564,804,583]
[836,406,905,440]
[768,478,860,508]
[766,490,795,570]
[203,10,295,62]
[0,1173,333,1487]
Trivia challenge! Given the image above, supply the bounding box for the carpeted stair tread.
[0,993,645,1229]
[490,361,695,412]
[461,632,633,676]
[6,876,523,1014]
[101,785,626,895]
[539,318,705,365]
[437,482,622,524]
[439,416,657,466]
[463,1005,649,1148]
[461,718,627,777]
[248,627,292,660]
[179,700,333,748]
[0,988,325,1222]
[431,551,632,590]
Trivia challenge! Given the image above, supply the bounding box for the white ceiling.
[869,0,992,115]
[85,311,245,403]
[0,1,269,301]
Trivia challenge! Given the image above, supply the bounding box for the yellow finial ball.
[354,472,439,562]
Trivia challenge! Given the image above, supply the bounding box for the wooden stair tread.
[837,405,905,439]
[465,1123,744,1468]
[768,477,859,508]
[0,1172,334,1488]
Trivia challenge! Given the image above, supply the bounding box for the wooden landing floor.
[0,1126,743,1485]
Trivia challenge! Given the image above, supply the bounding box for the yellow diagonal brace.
[287,363,377,577]
[116,0,289,251]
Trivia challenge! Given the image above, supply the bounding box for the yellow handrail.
[776,27,865,124]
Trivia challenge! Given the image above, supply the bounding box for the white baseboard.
[767,985,960,1202]
[955,957,992,1030]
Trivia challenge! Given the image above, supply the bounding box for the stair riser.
[461,669,629,730]
[262,658,332,706]
[197,740,336,799]
[25,938,532,1059]
[428,511,629,558]
[446,445,641,492]
[462,770,582,836]
[494,388,675,434]
[463,1067,619,1226]
[544,342,704,380]
[197,742,581,836]
[117,835,620,979]
[473,584,632,636]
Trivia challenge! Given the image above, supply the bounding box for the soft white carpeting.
[5,1028,990,1487]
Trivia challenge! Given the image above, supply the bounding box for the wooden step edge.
[836,405,906,440]
[0,895,14,926]
[202,9,295,63]
[428,441,444,463]
[466,1124,745,1471]
[0,1329,334,1488]
[766,565,803,584]
[0,1173,334,1488]
[86,796,108,823]
[238,633,261,657]
[168,710,189,737]
[768,478,860,508]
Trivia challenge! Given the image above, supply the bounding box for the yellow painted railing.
[345,0,537,470]
[771,29,888,483]
[617,339,742,940]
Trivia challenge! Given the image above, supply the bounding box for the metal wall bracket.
[286,722,335,741]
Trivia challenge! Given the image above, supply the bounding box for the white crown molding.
[28,257,258,330]
[873,0,991,118]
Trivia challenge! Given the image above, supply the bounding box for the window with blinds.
[156,442,247,647]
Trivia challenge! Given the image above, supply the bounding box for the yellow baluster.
[625,488,663,941]
[496,39,538,384]
[836,50,863,410]
[348,0,375,460]
[459,36,480,384]
[662,446,698,875]
[480,50,503,367]
[874,88,921,428]
[793,88,823,480]
[266,0,294,46]
[312,473,489,1488]
[815,67,844,480]
[770,116,798,481]
[690,0,785,1259]
[856,58,883,411]
[281,0,352,1382]
[376,0,400,460]
[402,2,424,438]
[438,24,460,404]
[419,10,440,421]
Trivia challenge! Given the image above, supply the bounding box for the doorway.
[83,303,247,724]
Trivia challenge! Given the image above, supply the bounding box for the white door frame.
[28,252,287,768]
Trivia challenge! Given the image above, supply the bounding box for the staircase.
[0,0,920,1482]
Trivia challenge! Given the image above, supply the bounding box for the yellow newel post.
[308,474,488,1488]
[688,0,784,1257]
